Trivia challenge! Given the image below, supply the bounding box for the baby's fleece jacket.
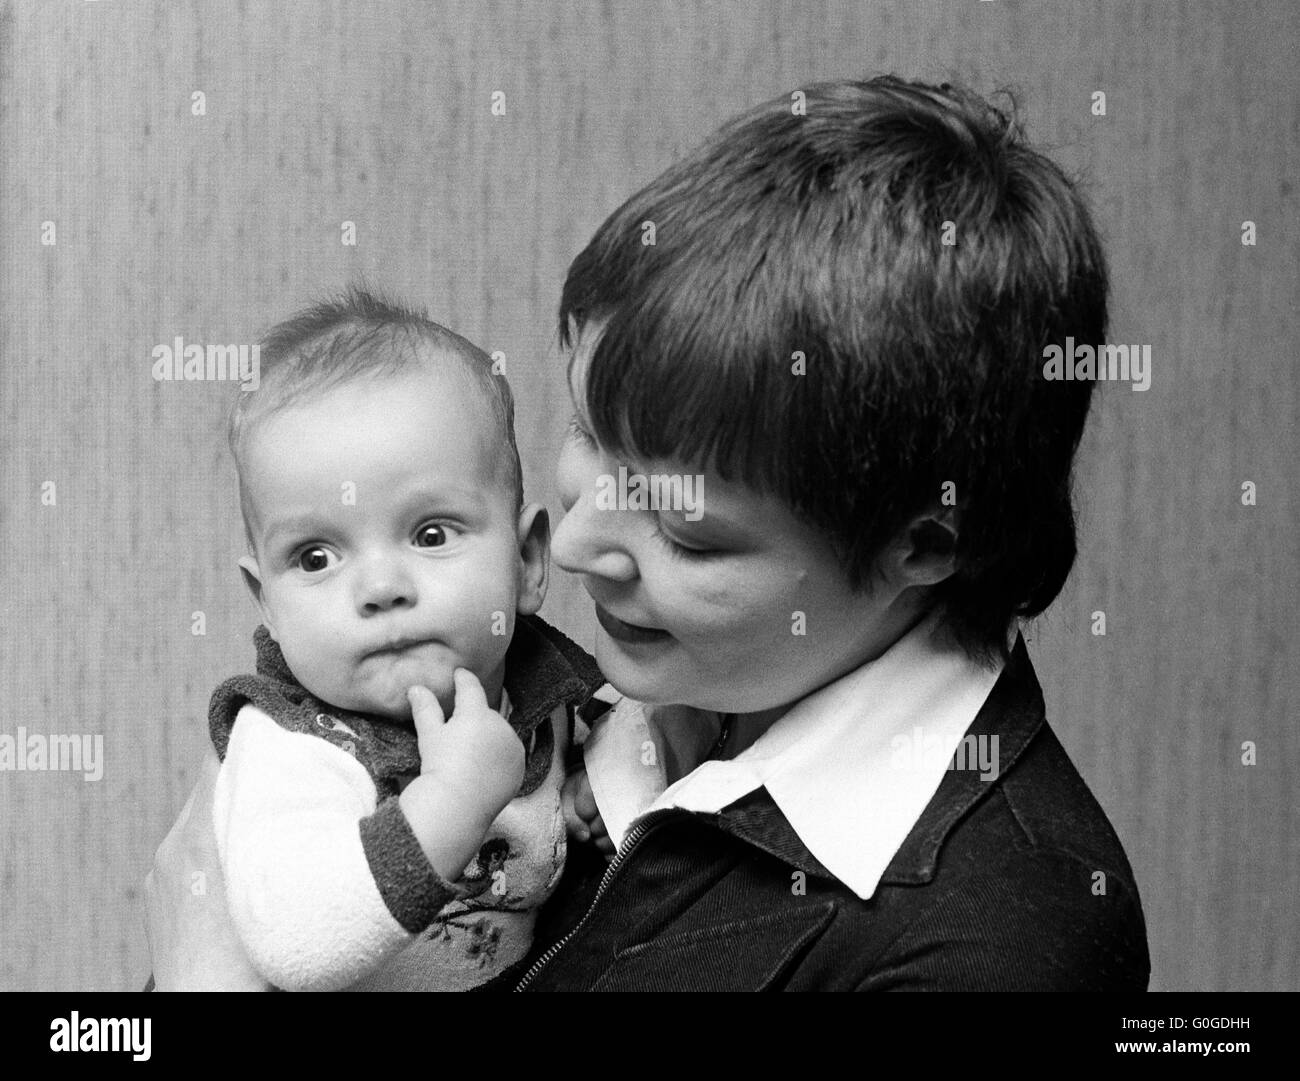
[208,614,603,991]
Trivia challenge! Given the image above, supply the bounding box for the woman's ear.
[887,506,960,588]
[238,555,278,639]
[515,504,550,617]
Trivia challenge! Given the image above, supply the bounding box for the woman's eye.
[296,546,333,572]
[653,522,716,560]
[414,523,449,548]
[567,414,597,448]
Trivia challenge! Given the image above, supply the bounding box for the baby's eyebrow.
[260,514,326,548]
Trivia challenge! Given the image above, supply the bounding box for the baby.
[208,286,603,991]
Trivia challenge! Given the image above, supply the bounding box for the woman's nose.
[551,494,638,582]
[354,554,418,614]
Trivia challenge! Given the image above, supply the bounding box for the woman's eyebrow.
[566,372,596,431]
[565,361,581,406]
[658,503,740,538]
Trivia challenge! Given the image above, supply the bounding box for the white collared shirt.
[583,611,1007,901]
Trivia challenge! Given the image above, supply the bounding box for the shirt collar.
[585,611,1017,900]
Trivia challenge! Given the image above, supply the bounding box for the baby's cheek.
[280,637,344,703]
[448,588,518,667]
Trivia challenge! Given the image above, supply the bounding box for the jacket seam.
[998,779,1140,896]
[856,828,1147,988]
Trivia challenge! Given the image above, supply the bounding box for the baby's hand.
[409,671,524,815]
[397,671,525,881]
[561,767,615,856]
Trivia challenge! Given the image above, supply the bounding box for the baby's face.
[238,361,538,720]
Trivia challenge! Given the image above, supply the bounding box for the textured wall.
[0,0,1295,991]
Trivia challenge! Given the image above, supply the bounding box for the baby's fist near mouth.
[398,672,524,884]
[408,671,524,819]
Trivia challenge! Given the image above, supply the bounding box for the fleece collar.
[210,613,603,798]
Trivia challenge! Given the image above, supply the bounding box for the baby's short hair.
[229,285,523,549]
[561,76,1109,664]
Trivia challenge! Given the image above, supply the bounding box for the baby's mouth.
[364,638,435,661]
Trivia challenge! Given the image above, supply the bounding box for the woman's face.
[551,325,919,716]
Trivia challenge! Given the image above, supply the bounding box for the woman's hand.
[142,745,269,991]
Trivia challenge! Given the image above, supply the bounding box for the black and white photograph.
[0,0,1295,1051]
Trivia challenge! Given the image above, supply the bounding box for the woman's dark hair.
[559,76,1108,665]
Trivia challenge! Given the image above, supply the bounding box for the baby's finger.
[594,833,616,856]
[588,812,608,841]
[408,685,445,767]
[451,667,489,718]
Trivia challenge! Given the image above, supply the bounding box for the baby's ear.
[515,504,550,616]
[238,555,278,638]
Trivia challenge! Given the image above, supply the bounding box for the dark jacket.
[498,634,1150,991]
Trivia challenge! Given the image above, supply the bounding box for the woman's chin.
[594,634,686,705]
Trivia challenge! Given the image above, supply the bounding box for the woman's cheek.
[659,562,767,644]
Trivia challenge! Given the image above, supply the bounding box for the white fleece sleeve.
[212,704,416,992]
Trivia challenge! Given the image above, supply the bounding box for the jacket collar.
[713,633,1046,889]
[877,634,1045,885]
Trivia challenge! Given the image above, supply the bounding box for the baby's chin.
[373,672,458,720]
[318,660,459,721]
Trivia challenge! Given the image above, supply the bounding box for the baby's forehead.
[239,358,516,511]
[258,344,494,428]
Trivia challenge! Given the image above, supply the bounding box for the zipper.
[514,809,682,991]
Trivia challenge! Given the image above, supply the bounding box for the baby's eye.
[414,523,451,548]
[296,546,334,573]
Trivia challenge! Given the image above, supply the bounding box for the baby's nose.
[355,559,417,614]
[361,589,413,614]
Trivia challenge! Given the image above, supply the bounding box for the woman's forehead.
[564,317,606,403]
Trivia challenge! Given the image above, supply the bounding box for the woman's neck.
[716,703,790,759]
[716,594,938,759]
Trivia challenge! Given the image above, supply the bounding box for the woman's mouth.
[594,604,672,645]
